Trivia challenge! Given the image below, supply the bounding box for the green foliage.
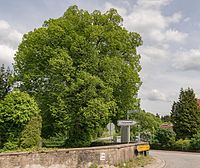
[140,131,152,142]
[0,90,40,149]
[42,134,65,148]
[161,115,171,123]
[174,139,190,151]
[131,111,162,133]
[0,64,12,100]
[14,5,142,146]
[171,88,200,139]
[117,156,154,168]
[89,164,98,168]
[190,133,200,150]
[20,114,42,148]
[152,128,176,149]
[2,141,18,151]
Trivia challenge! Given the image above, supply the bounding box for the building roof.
[160,123,173,129]
[197,99,200,107]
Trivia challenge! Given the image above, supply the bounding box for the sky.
[0,0,200,116]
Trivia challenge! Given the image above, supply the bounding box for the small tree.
[171,88,200,139]
[20,114,42,148]
[0,90,41,149]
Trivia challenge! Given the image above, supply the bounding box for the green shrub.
[42,133,66,148]
[152,128,176,149]
[89,164,98,168]
[190,133,200,150]
[0,90,41,149]
[3,141,18,150]
[174,139,190,151]
[20,114,42,148]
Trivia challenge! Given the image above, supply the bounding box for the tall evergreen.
[171,88,200,139]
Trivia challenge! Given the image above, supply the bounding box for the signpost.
[117,120,137,126]
[127,109,141,142]
[117,120,137,143]
[136,144,150,152]
[106,122,115,141]
[117,108,140,144]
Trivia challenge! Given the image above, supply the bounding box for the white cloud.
[145,89,167,101]
[139,45,169,61]
[165,29,188,43]
[0,45,16,66]
[173,49,200,71]
[0,20,22,49]
[0,20,10,29]
[167,12,182,23]
[125,9,167,33]
[136,0,172,9]
[0,20,22,67]
[105,0,187,45]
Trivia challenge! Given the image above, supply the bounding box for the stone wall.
[0,144,137,168]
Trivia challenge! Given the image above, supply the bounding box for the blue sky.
[1,0,200,115]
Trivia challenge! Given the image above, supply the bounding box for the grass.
[117,156,155,168]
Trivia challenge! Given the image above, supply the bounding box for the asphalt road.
[150,150,200,168]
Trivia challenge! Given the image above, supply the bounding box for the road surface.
[150,150,200,168]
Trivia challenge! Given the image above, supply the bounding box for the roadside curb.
[140,157,166,168]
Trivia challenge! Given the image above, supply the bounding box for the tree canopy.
[131,111,162,133]
[14,6,142,146]
[171,88,200,139]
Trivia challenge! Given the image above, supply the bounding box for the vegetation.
[132,111,162,132]
[151,128,176,149]
[190,133,200,151]
[161,115,171,123]
[117,156,154,168]
[0,90,42,149]
[14,5,142,147]
[0,64,12,100]
[174,139,190,151]
[1,4,200,158]
[171,88,200,139]
[130,110,162,141]
[150,87,200,152]
[20,114,42,148]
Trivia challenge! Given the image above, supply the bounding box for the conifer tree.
[171,88,200,139]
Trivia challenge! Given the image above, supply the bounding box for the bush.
[0,90,41,149]
[20,114,42,148]
[152,128,176,149]
[140,131,151,142]
[3,141,18,150]
[42,134,66,148]
[174,139,190,151]
[190,133,200,150]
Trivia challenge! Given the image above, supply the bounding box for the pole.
[138,124,140,142]
[109,122,112,142]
